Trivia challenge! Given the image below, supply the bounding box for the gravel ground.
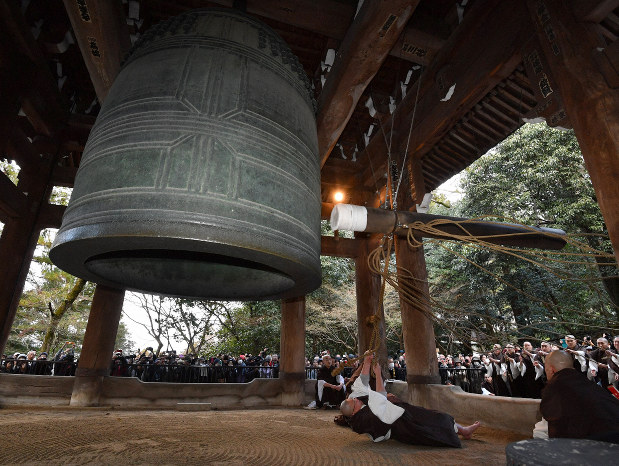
[0,406,527,465]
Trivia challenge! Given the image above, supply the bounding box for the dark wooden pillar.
[0,157,54,355]
[355,236,387,362]
[395,236,440,384]
[526,0,619,261]
[280,296,306,406]
[70,285,125,407]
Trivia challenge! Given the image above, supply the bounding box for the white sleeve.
[349,375,369,399]
[501,363,508,382]
[534,363,544,380]
[317,380,325,401]
[588,359,598,381]
[574,351,587,372]
[519,361,526,377]
[484,362,493,377]
[367,389,405,425]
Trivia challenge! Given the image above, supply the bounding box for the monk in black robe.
[540,350,619,443]
[315,354,346,408]
[487,345,510,396]
[340,353,480,447]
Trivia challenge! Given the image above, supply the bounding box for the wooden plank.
[62,0,132,102]
[0,171,26,218]
[317,0,420,167]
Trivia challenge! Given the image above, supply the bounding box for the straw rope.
[366,216,619,350]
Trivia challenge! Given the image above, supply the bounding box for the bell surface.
[50,8,321,300]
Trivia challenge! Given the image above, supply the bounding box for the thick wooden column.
[355,236,387,362]
[70,285,125,407]
[395,236,440,384]
[279,296,306,406]
[526,0,619,261]
[0,158,54,355]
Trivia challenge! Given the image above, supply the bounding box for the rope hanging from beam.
[367,216,619,349]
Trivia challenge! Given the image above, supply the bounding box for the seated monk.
[315,354,346,408]
[339,353,480,447]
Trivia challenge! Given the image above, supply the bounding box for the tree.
[426,123,618,349]
[7,228,95,355]
[164,299,222,355]
[124,293,170,355]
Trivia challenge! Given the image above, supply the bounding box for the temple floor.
[0,407,527,465]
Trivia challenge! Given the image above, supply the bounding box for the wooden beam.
[63,0,132,102]
[317,1,420,168]
[361,0,526,189]
[51,166,78,188]
[0,157,55,354]
[391,9,450,66]
[574,0,619,22]
[0,171,26,219]
[321,235,361,258]
[593,39,619,88]
[4,127,42,170]
[526,0,619,260]
[192,0,356,41]
[0,1,68,136]
[37,203,66,229]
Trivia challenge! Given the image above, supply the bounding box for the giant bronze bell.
[50,8,321,300]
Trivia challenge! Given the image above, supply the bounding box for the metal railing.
[112,363,278,383]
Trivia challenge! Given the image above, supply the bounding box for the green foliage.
[0,158,19,184]
[211,300,281,356]
[7,229,95,355]
[427,124,618,352]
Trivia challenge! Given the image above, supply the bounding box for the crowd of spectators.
[0,342,76,376]
[108,347,280,383]
[439,334,619,399]
[3,335,618,400]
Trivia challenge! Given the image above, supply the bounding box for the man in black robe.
[487,344,510,396]
[340,353,480,447]
[563,334,588,374]
[540,350,619,443]
[519,341,542,398]
[315,354,345,408]
[610,336,619,389]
